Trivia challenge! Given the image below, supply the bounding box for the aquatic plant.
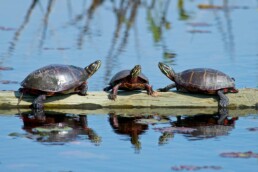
[220,151,258,158]
[171,165,222,171]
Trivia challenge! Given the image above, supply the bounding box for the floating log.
[0,88,257,109]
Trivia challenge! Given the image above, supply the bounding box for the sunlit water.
[0,0,258,171]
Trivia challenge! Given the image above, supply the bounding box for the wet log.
[0,88,257,109]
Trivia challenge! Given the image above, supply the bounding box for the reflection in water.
[146,0,171,43]
[104,0,141,83]
[77,0,104,49]
[108,109,238,150]
[10,109,101,145]
[177,0,190,20]
[39,0,56,49]
[155,109,238,142]
[108,112,149,153]
[146,0,175,65]
[212,1,235,59]
[4,0,38,59]
[108,112,171,152]
[8,108,240,150]
[173,114,237,140]
[1,0,242,85]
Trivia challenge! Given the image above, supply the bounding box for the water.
[0,109,258,171]
[0,0,258,171]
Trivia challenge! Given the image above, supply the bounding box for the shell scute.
[21,64,87,92]
[109,70,149,85]
[175,68,235,91]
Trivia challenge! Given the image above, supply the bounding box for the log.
[0,88,257,109]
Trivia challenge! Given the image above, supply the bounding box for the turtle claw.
[149,91,158,97]
[145,84,157,97]
[152,91,159,97]
[108,94,117,101]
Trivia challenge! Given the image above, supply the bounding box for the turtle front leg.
[78,82,88,96]
[31,94,46,109]
[145,84,156,96]
[217,90,229,107]
[109,83,122,100]
[157,83,176,92]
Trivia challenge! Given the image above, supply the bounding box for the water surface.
[0,0,258,171]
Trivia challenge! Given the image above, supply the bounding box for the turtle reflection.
[109,113,170,152]
[174,112,237,140]
[155,109,238,142]
[17,109,101,145]
[108,113,149,153]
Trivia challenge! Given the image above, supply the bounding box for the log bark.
[0,88,257,109]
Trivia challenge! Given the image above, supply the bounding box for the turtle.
[158,62,238,107]
[18,60,101,109]
[103,65,155,100]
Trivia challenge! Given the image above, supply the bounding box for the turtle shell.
[21,64,87,92]
[174,68,235,92]
[109,70,149,85]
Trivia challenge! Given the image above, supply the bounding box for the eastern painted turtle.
[158,62,238,107]
[18,60,101,108]
[104,65,155,100]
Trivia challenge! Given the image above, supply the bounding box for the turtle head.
[158,62,175,81]
[130,65,141,78]
[85,60,101,78]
